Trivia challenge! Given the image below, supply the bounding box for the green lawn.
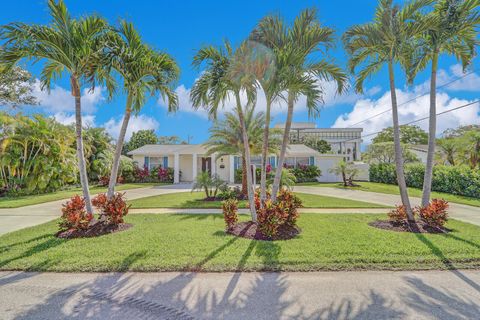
[1,213,479,272]
[298,181,480,207]
[0,183,161,208]
[129,191,388,209]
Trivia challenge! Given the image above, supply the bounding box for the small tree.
[329,160,359,187]
[304,137,332,154]
[191,172,227,199]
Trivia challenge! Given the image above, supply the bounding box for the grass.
[129,191,388,209]
[0,183,161,208]
[298,181,480,207]
[1,213,479,272]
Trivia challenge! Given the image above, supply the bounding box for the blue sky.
[2,0,479,143]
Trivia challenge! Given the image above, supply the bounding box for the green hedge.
[369,163,480,198]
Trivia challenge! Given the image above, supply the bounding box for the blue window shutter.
[144,156,150,169]
[163,156,168,168]
[234,156,239,170]
[309,156,315,166]
[269,156,276,168]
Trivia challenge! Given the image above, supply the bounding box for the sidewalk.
[1,270,479,319]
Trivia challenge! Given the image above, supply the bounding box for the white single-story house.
[127,144,352,183]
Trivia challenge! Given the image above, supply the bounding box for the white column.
[229,155,235,183]
[174,153,180,183]
[356,140,361,161]
[211,153,216,176]
[192,153,197,182]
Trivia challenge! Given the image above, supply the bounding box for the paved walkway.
[1,270,479,319]
[1,184,480,235]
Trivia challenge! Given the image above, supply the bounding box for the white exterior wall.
[215,156,231,182]
[411,149,428,164]
[352,162,370,181]
[132,155,145,168]
[315,156,343,183]
[179,154,193,182]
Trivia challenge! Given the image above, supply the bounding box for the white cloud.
[53,112,96,127]
[102,114,159,141]
[159,78,377,119]
[332,88,480,144]
[32,80,105,114]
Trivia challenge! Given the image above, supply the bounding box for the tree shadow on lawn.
[415,233,480,293]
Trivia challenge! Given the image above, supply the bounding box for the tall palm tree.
[191,41,259,221]
[104,21,179,199]
[0,0,114,214]
[204,108,279,195]
[410,0,479,206]
[344,0,432,222]
[251,9,348,201]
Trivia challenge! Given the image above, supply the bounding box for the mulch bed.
[369,220,450,234]
[56,222,133,239]
[227,221,301,241]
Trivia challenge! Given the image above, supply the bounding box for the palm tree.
[410,0,479,206]
[437,138,458,165]
[0,0,114,214]
[251,9,347,202]
[204,108,279,195]
[191,41,259,221]
[104,21,179,199]
[343,0,432,222]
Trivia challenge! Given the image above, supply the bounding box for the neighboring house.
[274,122,363,162]
[127,143,348,183]
[409,144,429,164]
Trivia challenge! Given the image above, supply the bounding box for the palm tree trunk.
[422,52,438,207]
[260,99,271,204]
[271,92,294,202]
[388,62,414,221]
[235,92,257,222]
[107,97,132,200]
[73,88,93,214]
[241,155,247,196]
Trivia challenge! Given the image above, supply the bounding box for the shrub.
[387,205,411,224]
[192,172,227,199]
[222,198,238,229]
[369,163,480,199]
[218,185,244,200]
[60,195,93,231]
[134,166,150,182]
[98,175,124,187]
[418,199,449,227]
[253,190,303,238]
[290,165,321,183]
[92,192,130,225]
[276,189,303,226]
[257,200,288,238]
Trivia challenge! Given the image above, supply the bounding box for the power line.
[346,70,477,128]
[339,99,480,144]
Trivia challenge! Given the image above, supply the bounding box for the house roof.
[409,144,429,153]
[127,144,209,156]
[128,143,323,157]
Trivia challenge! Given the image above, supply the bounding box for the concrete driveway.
[1,270,479,319]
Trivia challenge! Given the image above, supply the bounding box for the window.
[149,157,162,170]
[296,157,309,167]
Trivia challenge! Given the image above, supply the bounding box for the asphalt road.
[1,270,479,319]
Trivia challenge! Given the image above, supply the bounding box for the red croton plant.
[253,189,303,238]
[388,199,449,228]
[92,192,130,225]
[59,195,93,231]
[222,198,238,230]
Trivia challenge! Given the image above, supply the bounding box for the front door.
[201,157,212,174]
